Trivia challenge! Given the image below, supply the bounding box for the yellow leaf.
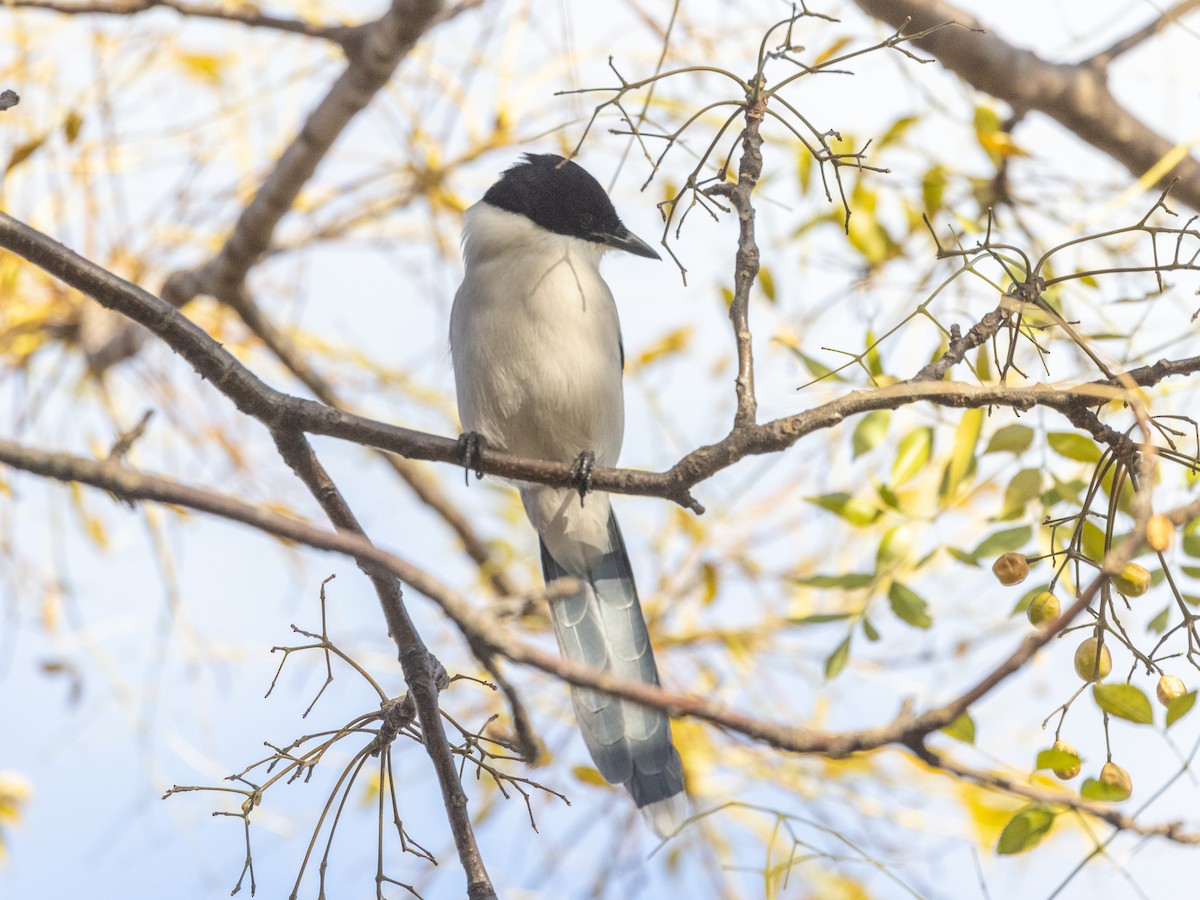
[0,772,32,827]
[41,586,62,633]
[63,110,84,144]
[944,407,984,500]
[813,36,852,66]
[978,130,1029,159]
[177,53,223,84]
[6,135,46,173]
[699,561,718,606]
[571,765,612,788]
[757,267,776,302]
[629,326,693,372]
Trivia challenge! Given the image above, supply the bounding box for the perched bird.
[449,153,686,837]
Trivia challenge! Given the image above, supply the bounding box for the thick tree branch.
[0,214,496,897]
[129,0,511,598]
[851,0,1200,210]
[160,0,445,306]
[6,436,1200,845]
[5,211,1200,518]
[4,0,355,44]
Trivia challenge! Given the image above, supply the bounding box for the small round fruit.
[1050,739,1080,780]
[1027,591,1061,628]
[1099,761,1132,800]
[993,552,1029,586]
[1111,563,1150,598]
[1073,637,1112,682]
[1157,674,1187,707]
[1146,514,1174,552]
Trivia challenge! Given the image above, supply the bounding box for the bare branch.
[1086,0,1200,69]
[6,210,1200,517]
[7,435,1200,847]
[851,0,1200,209]
[6,0,357,46]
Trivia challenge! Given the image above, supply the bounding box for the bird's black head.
[482,153,660,259]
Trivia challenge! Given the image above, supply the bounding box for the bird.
[449,153,686,837]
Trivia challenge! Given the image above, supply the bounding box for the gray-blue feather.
[539,510,684,809]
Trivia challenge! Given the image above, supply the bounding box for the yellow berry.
[992,552,1029,586]
[1099,761,1132,800]
[1146,515,1174,552]
[1073,637,1112,682]
[1157,674,1187,707]
[1050,739,1080,780]
[1112,563,1150,598]
[1027,591,1061,628]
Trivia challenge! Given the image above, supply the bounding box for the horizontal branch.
[4,211,1199,518]
[5,0,355,45]
[919,746,1200,844]
[6,433,1200,849]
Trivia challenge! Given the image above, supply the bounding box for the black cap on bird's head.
[482,153,661,260]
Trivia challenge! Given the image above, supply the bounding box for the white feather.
[450,202,625,469]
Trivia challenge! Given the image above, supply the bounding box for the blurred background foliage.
[3,1,1200,897]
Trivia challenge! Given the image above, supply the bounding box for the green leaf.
[797,144,813,192]
[1167,690,1197,728]
[757,266,777,302]
[1048,432,1102,463]
[996,805,1057,855]
[796,573,874,590]
[888,581,932,629]
[864,331,885,379]
[796,352,847,383]
[941,711,975,744]
[1148,605,1171,635]
[891,427,934,486]
[877,114,918,149]
[876,525,914,570]
[852,410,890,458]
[1080,777,1130,802]
[943,407,983,499]
[876,481,901,510]
[1036,747,1080,772]
[788,613,854,626]
[825,634,851,679]
[1092,683,1153,725]
[807,492,880,527]
[997,468,1042,522]
[1081,520,1108,563]
[984,424,1034,455]
[971,526,1032,561]
[1183,531,1200,558]
[861,618,880,642]
[921,165,947,214]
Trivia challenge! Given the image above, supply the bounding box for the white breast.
[450,202,626,467]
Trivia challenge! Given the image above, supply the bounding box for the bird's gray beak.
[601,226,661,260]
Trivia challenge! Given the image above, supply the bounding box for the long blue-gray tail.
[539,509,686,837]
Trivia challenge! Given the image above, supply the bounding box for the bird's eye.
[579,212,596,230]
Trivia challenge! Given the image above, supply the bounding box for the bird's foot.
[569,450,596,506]
[456,431,487,485]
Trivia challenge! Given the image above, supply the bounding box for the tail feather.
[540,509,685,824]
